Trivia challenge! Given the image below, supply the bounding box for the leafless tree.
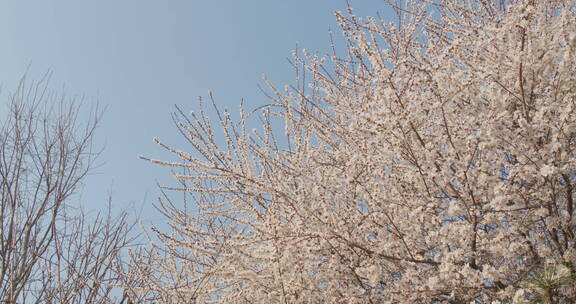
[0,74,135,303]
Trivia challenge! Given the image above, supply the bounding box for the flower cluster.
[123,1,576,303]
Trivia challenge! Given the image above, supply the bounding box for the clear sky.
[0,1,392,225]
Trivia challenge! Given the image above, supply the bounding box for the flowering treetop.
[123,1,576,303]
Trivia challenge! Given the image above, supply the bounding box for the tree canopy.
[123,1,576,303]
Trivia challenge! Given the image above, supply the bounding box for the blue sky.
[0,1,392,224]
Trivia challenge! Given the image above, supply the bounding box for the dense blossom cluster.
[122,1,576,303]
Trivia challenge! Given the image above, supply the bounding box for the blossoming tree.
[124,0,576,303]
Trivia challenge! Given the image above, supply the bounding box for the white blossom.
[122,1,576,303]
